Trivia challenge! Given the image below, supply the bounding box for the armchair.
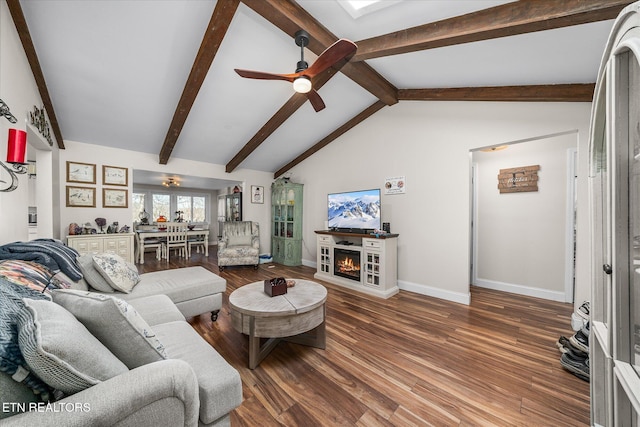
[217,221,259,271]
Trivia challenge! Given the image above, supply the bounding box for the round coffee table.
[228,279,327,369]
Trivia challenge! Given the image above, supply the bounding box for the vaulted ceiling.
[8,0,630,185]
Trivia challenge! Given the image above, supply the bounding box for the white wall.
[58,140,274,252]
[289,101,592,306]
[0,0,59,244]
[472,132,578,301]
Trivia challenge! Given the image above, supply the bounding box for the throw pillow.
[16,298,128,395]
[76,253,114,293]
[0,260,69,294]
[227,235,252,247]
[51,290,167,369]
[92,253,140,293]
[52,271,89,292]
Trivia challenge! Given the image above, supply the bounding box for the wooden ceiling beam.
[398,83,596,102]
[240,0,398,106]
[273,101,386,179]
[7,0,64,149]
[158,0,239,165]
[353,0,632,61]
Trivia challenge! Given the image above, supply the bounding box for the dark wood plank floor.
[137,247,590,426]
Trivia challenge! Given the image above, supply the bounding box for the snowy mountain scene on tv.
[328,189,381,230]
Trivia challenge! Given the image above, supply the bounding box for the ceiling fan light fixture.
[293,76,312,94]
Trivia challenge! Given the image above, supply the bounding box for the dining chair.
[162,222,188,262]
[188,235,207,257]
[134,224,163,262]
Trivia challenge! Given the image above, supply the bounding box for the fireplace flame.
[337,256,360,273]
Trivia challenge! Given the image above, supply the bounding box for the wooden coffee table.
[228,279,327,369]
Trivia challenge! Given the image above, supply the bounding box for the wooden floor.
[137,248,590,426]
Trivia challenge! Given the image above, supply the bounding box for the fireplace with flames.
[334,248,361,282]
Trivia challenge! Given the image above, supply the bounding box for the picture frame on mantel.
[66,186,96,207]
[103,188,128,208]
[103,165,128,186]
[66,161,96,184]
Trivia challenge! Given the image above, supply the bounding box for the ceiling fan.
[234,30,357,112]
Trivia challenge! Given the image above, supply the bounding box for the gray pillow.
[51,290,167,369]
[52,271,89,291]
[17,298,128,395]
[76,253,114,293]
[227,235,252,247]
[92,253,140,293]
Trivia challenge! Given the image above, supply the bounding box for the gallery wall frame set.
[65,161,129,207]
[66,161,96,184]
[102,165,128,186]
[66,186,95,207]
[102,188,128,208]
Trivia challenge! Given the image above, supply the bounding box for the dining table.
[135,227,210,264]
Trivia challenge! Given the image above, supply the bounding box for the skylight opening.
[337,0,402,19]
[348,0,380,11]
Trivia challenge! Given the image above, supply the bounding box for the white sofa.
[75,254,225,321]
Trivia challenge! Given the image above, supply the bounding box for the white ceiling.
[17,0,615,188]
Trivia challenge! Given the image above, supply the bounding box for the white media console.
[313,230,398,299]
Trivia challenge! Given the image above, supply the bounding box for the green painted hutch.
[271,178,303,266]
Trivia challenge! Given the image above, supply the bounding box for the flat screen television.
[327,189,381,233]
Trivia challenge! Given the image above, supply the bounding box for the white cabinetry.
[588,5,640,424]
[362,237,397,292]
[314,231,398,298]
[67,233,134,263]
[28,226,37,241]
[317,234,332,275]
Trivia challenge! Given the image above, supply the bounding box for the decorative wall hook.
[0,161,27,192]
[0,99,17,124]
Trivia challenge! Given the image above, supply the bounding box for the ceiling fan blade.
[304,39,357,79]
[306,89,325,112]
[234,69,298,82]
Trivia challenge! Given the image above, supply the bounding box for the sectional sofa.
[0,251,242,426]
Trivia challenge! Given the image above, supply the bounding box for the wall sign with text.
[498,165,540,193]
[384,176,406,194]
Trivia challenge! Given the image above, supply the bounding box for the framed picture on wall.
[251,185,264,204]
[66,161,96,184]
[103,188,128,208]
[102,165,128,186]
[66,186,96,207]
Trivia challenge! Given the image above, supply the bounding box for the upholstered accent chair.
[218,221,259,271]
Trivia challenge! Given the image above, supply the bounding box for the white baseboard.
[474,278,567,302]
[302,259,316,269]
[398,280,471,305]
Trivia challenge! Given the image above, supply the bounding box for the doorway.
[470,132,578,302]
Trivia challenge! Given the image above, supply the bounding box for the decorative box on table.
[264,277,287,297]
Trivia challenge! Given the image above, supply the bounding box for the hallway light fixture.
[0,128,28,192]
[162,177,180,187]
[481,145,509,152]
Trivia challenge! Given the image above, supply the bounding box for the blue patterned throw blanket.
[0,239,82,281]
[0,276,52,399]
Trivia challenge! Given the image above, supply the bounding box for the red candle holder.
[7,129,26,164]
